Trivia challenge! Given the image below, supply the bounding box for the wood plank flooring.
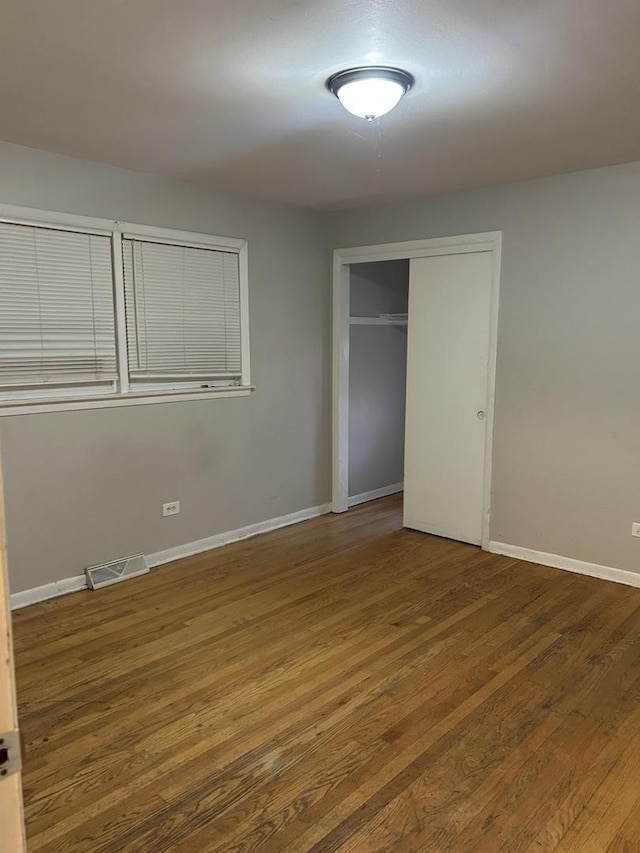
[12,495,640,852]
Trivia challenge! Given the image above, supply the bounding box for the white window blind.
[0,223,117,389]
[122,238,242,384]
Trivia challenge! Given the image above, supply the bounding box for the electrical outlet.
[632,522,640,538]
[163,501,180,517]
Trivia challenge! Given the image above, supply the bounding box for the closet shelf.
[349,313,408,327]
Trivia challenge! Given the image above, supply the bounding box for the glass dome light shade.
[336,78,405,119]
[328,67,414,120]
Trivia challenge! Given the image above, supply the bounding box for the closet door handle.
[477,410,485,420]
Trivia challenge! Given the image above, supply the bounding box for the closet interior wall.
[348,260,409,504]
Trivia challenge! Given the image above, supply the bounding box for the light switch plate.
[632,522,640,538]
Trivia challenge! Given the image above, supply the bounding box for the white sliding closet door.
[404,250,493,545]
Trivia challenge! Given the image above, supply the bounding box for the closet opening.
[332,233,501,549]
[348,260,409,507]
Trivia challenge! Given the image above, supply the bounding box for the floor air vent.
[85,553,149,590]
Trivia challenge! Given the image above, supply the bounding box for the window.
[122,238,242,390]
[0,223,117,397]
[0,208,250,411]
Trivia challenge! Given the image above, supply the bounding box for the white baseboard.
[10,503,331,611]
[348,482,404,508]
[147,503,331,567]
[10,574,88,611]
[489,541,640,589]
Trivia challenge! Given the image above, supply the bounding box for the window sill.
[0,385,255,416]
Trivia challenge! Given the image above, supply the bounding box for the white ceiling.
[1,1,640,209]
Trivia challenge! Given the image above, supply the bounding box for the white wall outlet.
[163,501,180,517]
[632,522,640,538]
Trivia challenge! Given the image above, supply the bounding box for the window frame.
[0,205,252,416]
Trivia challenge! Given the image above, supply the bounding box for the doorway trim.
[332,231,502,550]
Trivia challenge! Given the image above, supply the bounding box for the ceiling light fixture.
[327,66,414,121]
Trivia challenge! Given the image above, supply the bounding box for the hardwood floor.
[12,495,640,852]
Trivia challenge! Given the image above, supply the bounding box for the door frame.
[0,442,28,851]
[331,231,502,550]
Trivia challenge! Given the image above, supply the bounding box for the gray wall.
[349,262,408,498]
[3,140,640,591]
[332,162,640,574]
[0,142,331,593]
